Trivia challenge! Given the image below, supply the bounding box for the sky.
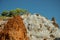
[0,0,60,27]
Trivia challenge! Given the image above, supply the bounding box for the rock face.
[21,14,60,40]
[0,15,28,40]
[0,13,60,40]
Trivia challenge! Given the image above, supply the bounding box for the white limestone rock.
[21,13,60,40]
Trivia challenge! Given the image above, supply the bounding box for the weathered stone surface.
[0,15,28,40]
[22,14,60,40]
[0,14,60,40]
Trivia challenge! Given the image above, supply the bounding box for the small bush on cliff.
[1,8,28,17]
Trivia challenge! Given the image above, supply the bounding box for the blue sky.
[0,0,60,27]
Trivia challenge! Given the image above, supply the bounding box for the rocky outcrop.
[22,14,60,40]
[51,17,59,28]
[0,13,60,40]
[0,15,28,40]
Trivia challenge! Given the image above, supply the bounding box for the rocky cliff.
[0,15,28,40]
[0,13,60,40]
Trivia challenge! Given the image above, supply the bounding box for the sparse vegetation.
[0,8,28,17]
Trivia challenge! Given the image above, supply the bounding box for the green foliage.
[1,8,28,17]
[8,10,16,17]
[15,8,28,15]
[1,11,8,16]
